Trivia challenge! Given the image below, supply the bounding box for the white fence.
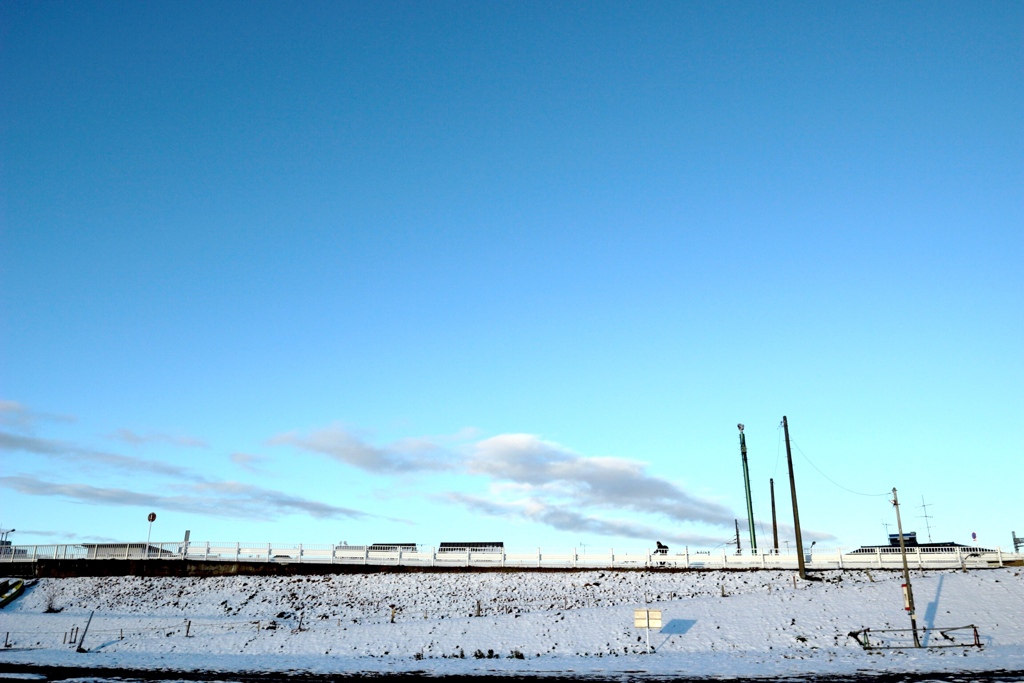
[2,541,1020,571]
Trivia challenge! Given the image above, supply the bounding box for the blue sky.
[1,1,1021,552]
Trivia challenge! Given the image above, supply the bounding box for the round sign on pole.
[148,512,157,523]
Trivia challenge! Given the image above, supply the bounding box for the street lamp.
[146,513,156,558]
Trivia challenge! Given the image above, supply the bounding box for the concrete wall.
[31,559,743,578]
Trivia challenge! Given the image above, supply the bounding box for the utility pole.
[892,488,921,648]
[770,478,779,553]
[782,416,807,580]
[734,519,742,555]
[737,424,757,553]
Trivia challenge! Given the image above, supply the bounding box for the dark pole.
[738,424,757,553]
[892,488,921,647]
[770,478,780,553]
[734,519,742,555]
[782,416,807,580]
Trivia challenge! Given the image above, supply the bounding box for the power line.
[790,441,890,497]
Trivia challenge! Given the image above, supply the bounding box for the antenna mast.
[737,424,757,554]
[918,496,934,543]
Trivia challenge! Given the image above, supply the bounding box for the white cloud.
[14,529,120,543]
[0,475,378,522]
[3,405,835,544]
[446,493,728,546]
[268,424,455,473]
[468,434,735,526]
[0,431,203,480]
[230,452,268,473]
[0,400,75,433]
[266,426,758,543]
[109,429,208,448]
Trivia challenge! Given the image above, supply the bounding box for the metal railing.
[1,541,1019,570]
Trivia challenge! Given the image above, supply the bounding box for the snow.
[1,567,1022,678]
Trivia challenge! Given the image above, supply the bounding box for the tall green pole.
[737,424,757,553]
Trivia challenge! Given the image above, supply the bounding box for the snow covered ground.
[1,567,1022,679]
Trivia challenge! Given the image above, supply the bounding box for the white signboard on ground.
[634,609,662,629]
